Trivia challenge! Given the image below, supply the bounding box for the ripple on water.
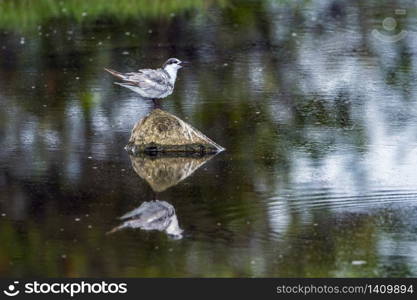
[267,188,417,214]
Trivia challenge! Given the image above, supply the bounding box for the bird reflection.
[108,200,183,239]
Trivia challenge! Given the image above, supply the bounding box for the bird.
[107,200,183,239]
[104,58,186,105]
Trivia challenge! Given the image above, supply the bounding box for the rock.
[130,153,216,192]
[125,109,224,154]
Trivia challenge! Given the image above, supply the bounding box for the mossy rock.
[125,109,224,154]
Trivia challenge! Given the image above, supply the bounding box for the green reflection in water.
[0,0,226,31]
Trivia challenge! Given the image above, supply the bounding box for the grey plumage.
[104,58,185,100]
[108,200,183,239]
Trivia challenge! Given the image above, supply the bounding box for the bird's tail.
[104,68,125,80]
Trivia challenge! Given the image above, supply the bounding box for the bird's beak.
[180,61,190,67]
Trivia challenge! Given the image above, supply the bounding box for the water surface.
[1,0,417,277]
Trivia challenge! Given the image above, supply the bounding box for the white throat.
[163,65,179,84]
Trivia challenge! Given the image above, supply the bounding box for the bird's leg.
[152,98,161,109]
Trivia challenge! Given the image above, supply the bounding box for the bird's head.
[163,58,188,73]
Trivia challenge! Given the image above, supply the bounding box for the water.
[1,0,417,277]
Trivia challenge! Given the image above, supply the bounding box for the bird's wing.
[137,69,168,84]
[120,68,169,91]
[119,201,168,221]
[119,202,151,220]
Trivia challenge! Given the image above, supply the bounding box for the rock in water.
[125,109,224,154]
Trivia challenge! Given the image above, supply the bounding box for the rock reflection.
[130,153,216,193]
[108,200,183,239]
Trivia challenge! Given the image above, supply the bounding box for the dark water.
[1,0,417,277]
